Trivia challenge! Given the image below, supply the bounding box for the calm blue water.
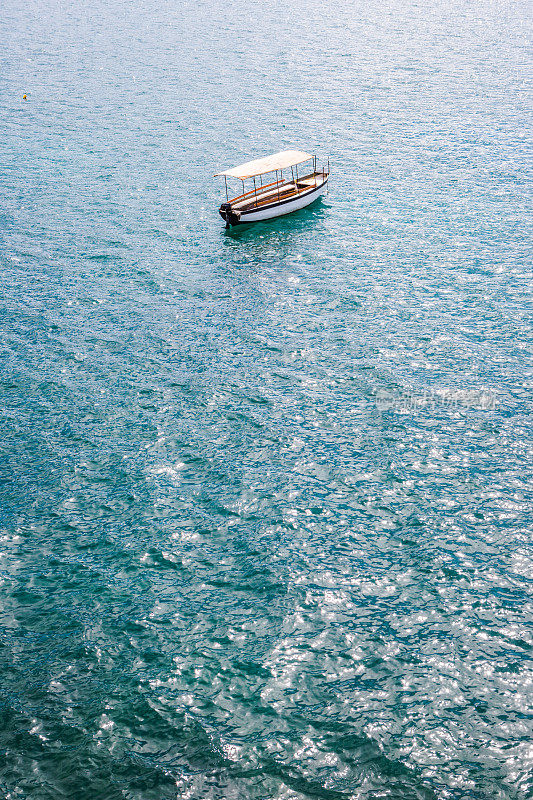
[1,1,532,798]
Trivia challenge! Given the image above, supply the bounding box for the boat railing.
[230,170,328,207]
[229,177,290,205]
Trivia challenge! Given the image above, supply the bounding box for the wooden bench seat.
[234,183,298,210]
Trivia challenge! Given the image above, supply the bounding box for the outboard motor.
[220,202,241,228]
[220,202,232,228]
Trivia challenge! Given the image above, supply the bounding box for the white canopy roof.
[215,150,313,180]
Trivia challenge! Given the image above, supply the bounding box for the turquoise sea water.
[1,1,532,798]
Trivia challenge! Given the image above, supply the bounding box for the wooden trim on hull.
[220,177,328,226]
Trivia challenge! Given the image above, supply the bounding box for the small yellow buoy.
[23,94,27,100]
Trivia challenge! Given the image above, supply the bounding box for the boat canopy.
[214,150,313,180]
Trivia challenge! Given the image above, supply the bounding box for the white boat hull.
[221,178,328,226]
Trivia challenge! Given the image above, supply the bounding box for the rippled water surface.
[1,1,532,798]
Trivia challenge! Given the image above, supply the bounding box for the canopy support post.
[224,175,228,201]
[276,170,280,201]
[253,176,257,207]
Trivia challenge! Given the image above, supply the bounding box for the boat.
[215,149,329,227]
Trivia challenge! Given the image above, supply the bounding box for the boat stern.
[219,203,241,227]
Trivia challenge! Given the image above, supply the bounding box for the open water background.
[1,1,532,798]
